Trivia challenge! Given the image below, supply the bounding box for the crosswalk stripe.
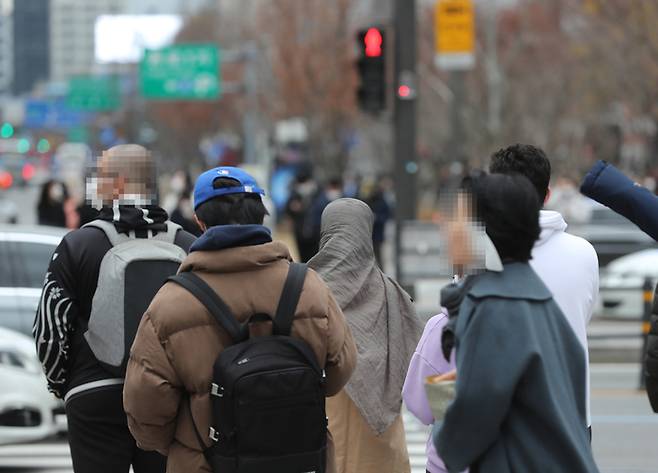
[404,407,429,472]
[0,410,431,473]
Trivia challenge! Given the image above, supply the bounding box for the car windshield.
[0,240,57,288]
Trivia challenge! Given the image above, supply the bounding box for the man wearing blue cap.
[123,167,357,473]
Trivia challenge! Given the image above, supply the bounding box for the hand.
[435,370,457,382]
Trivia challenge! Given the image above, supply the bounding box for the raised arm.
[581,160,658,241]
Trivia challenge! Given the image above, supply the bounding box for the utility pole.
[393,0,418,286]
[242,42,259,165]
[447,71,466,161]
[484,0,502,138]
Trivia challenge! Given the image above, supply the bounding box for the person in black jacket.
[581,160,658,410]
[37,180,68,227]
[33,145,196,473]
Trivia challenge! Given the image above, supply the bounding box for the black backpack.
[169,263,328,473]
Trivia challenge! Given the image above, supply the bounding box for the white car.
[0,326,64,445]
[0,225,68,336]
[597,249,658,319]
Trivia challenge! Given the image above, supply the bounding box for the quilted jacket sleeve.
[124,312,183,455]
[581,160,658,241]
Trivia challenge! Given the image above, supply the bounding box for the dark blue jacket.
[582,162,658,412]
[580,160,658,240]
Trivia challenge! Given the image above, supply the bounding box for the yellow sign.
[435,0,475,70]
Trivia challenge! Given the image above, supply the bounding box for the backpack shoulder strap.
[83,219,131,246]
[152,221,182,244]
[273,263,308,336]
[168,272,244,343]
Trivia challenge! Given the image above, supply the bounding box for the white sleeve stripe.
[52,298,71,339]
[34,276,74,386]
[44,300,72,382]
[40,290,58,368]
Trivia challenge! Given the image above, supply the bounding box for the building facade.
[50,0,211,83]
[50,0,124,82]
[12,0,49,95]
[0,0,12,95]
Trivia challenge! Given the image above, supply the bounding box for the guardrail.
[586,277,653,390]
[639,278,653,390]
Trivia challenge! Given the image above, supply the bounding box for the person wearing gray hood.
[309,198,423,473]
[490,144,599,432]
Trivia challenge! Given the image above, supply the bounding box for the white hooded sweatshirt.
[530,210,599,426]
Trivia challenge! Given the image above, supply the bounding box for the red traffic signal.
[356,26,386,114]
[364,28,383,58]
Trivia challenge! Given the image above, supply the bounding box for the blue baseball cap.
[193,166,265,210]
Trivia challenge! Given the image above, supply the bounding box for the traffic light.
[37,138,51,153]
[16,138,30,153]
[356,26,386,114]
[0,123,14,139]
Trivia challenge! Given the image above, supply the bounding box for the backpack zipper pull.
[211,383,224,398]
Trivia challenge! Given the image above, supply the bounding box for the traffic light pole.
[393,0,418,288]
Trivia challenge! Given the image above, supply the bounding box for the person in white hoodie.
[489,144,599,433]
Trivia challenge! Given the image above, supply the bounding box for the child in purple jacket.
[402,312,458,473]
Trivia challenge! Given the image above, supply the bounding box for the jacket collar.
[190,224,272,253]
[468,262,552,301]
[181,241,292,274]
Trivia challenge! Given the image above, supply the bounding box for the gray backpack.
[83,220,186,377]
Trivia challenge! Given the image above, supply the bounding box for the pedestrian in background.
[432,173,599,473]
[309,198,423,473]
[170,192,201,236]
[37,179,68,227]
[360,177,392,267]
[33,145,196,473]
[286,171,320,262]
[124,167,356,473]
[490,144,599,434]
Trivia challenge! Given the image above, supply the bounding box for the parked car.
[597,249,658,319]
[0,226,68,336]
[0,326,64,444]
[569,204,657,267]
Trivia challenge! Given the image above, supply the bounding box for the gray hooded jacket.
[433,262,599,473]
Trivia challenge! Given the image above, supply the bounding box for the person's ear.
[544,187,552,206]
[194,214,207,233]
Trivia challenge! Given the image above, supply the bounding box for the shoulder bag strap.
[168,272,244,343]
[273,263,308,336]
[152,221,181,244]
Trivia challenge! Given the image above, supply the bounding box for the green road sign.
[140,44,221,100]
[67,76,121,111]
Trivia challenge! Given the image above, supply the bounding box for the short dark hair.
[471,173,541,262]
[489,144,551,203]
[195,178,268,227]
